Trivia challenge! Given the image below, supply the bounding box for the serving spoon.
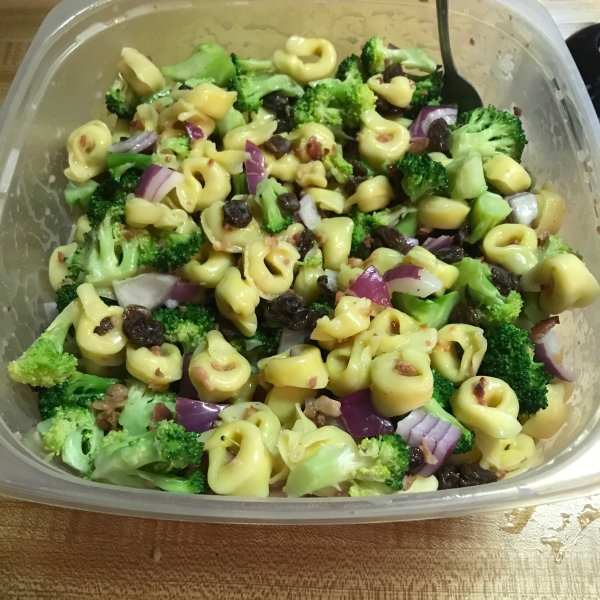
[436,0,483,112]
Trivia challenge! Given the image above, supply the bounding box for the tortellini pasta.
[74,215,92,244]
[171,83,237,120]
[367,75,415,108]
[403,475,439,493]
[364,248,404,277]
[520,381,572,439]
[75,284,127,367]
[204,420,272,497]
[307,188,346,214]
[293,262,326,304]
[189,139,248,175]
[287,123,336,161]
[49,242,79,290]
[337,263,364,291]
[483,154,531,195]
[520,253,600,314]
[176,155,231,212]
[346,176,394,212]
[125,197,189,230]
[201,200,262,253]
[265,387,316,428]
[311,296,371,343]
[64,120,112,182]
[158,99,216,137]
[430,324,487,384]
[179,241,237,289]
[118,47,166,97]
[223,114,278,151]
[295,161,328,188]
[218,402,282,453]
[482,224,538,275]
[258,345,329,389]
[404,246,459,293]
[358,110,410,169]
[417,196,471,230]
[188,330,252,402]
[476,431,537,473]
[368,307,437,355]
[273,36,337,85]
[451,376,522,439]
[244,236,300,300]
[126,343,183,389]
[265,152,302,182]
[215,267,261,336]
[370,347,434,417]
[532,185,565,234]
[314,217,354,271]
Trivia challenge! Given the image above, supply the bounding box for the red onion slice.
[113,273,179,310]
[184,121,204,141]
[383,264,443,298]
[339,388,394,438]
[533,330,579,382]
[108,131,158,154]
[422,235,453,253]
[244,140,266,194]
[298,194,321,230]
[408,106,458,138]
[169,282,202,303]
[179,353,198,400]
[347,265,392,307]
[135,164,184,203]
[175,397,228,433]
[505,192,538,226]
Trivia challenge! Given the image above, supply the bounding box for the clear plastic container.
[1,0,600,523]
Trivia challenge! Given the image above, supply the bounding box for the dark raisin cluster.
[435,463,498,490]
[122,305,165,347]
[223,199,252,229]
[264,292,329,331]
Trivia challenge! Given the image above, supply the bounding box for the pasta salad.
[9,35,600,498]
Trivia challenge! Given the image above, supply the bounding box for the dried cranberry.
[453,222,469,247]
[382,63,405,83]
[490,264,521,295]
[449,304,480,327]
[428,119,451,154]
[277,192,300,214]
[223,199,252,228]
[263,135,292,159]
[123,305,165,347]
[432,245,466,264]
[295,229,316,260]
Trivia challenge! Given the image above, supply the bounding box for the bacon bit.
[155,368,164,377]
[178,305,188,314]
[151,402,174,423]
[473,377,486,405]
[243,406,259,419]
[495,470,508,480]
[283,258,290,266]
[148,382,169,391]
[316,414,327,427]
[130,119,144,130]
[390,319,400,334]
[304,401,318,420]
[529,316,560,343]
[315,231,327,246]
[308,376,318,389]
[417,225,434,237]
[192,366,214,391]
[419,323,428,329]
[394,360,418,377]
[265,237,279,249]
[57,251,65,263]
[123,230,134,239]
[335,290,345,305]
[222,221,234,232]
[513,106,523,117]
[208,158,215,166]
[348,257,364,269]
[212,419,223,429]
[295,147,304,158]
[421,439,438,465]
[314,396,341,417]
[376,133,393,143]
[469,37,476,46]
[164,155,173,163]
[306,136,323,161]
[79,135,89,148]
[407,138,430,154]
[211,362,236,372]
[150,345,163,356]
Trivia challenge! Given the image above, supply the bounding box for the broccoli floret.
[361,37,438,76]
[64,180,99,210]
[467,191,513,243]
[215,107,247,139]
[405,70,443,118]
[452,258,523,327]
[231,53,275,75]
[422,397,474,455]
[521,291,550,327]
[90,419,204,492]
[39,406,104,473]
[83,215,140,287]
[336,54,365,83]
[118,379,176,435]
[135,229,159,266]
[432,369,455,412]
[136,469,206,494]
[478,323,551,416]
[229,71,304,113]
[229,328,281,372]
[87,176,128,228]
[538,234,583,261]
[151,228,205,273]
[446,151,488,201]
[153,303,216,354]
[450,105,528,162]
[322,146,353,183]
[392,291,460,329]
[7,300,80,387]
[158,135,191,162]
[394,152,448,201]
[55,282,79,313]
[162,43,236,87]
[293,79,376,130]
[37,371,118,420]
[105,76,138,120]
[255,178,293,234]
[349,207,404,254]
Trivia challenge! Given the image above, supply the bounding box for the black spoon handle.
[566,23,600,117]
[436,0,457,75]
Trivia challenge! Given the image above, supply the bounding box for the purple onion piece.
[383,264,444,297]
[108,131,157,154]
[347,265,392,307]
[244,140,266,194]
[533,330,578,382]
[422,235,454,253]
[179,353,198,400]
[184,121,204,141]
[408,106,458,138]
[339,389,394,438]
[135,164,183,203]
[175,397,228,433]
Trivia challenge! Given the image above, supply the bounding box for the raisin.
[432,245,466,264]
[277,192,300,214]
[427,118,451,154]
[449,304,480,327]
[375,95,402,116]
[93,316,114,336]
[436,465,461,490]
[275,117,293,135]
[123,305,165,347]
[409,447,425,472]
[490,264,521,295]
[348,159,368,178]
[223,199,252,228]
[261,91,289,114]
[453,222,469,247]
[345,175,369,196]
[382,63,405,83]
[343,140,361,162]
[216,316,239,341]
[263,135,292,159]
[296,229,316,260]
[436,464,498,489]
[373,226,410,254]
[317,275,337,303]
[178,84,193,90]
[264,292,306,327]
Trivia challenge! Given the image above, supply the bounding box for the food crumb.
[513,106,523,117]
[469,37,475,46]
[153,546,162,562]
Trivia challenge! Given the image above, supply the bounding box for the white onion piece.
[164,299,180,309]
[324,269,338,291]
[298,194,321,230]
[534,330,579,382]
[505,193,538,226]
[113,273,179,310]
[245,338,264,351]
[384,265,443,298]
[153,171,184,203]
[278,327,307,354]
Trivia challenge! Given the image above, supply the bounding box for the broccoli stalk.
[445,151,488,201]
[38,407,104,473]
[255,178,294,234]
[153,303,216,354]
[7,300,81,387]
[394,207,419,237]
[231,53,275,75]
[478,323,551,415]
[349,207,406,254]
[162,43,236,87]
[64,180,99,210]
[394,152,449,202]
[37,371,119,420]
[452,258,523,327]
[467,191,513,243]
[322,146,354,184]
[537,235,582,261]
[215,107,247,139]
[105,76,139,120]
[118,379,176,435]
[392,291,460,329]
[361,37,438,76]
[450,105,528,162]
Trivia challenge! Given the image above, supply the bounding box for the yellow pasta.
[520,381,572,439]
[431,324,487,384]
[451,376,522,439]
[307,188,346,214]
[477,431,537,472]
[118,47,166,97]
[311,296,371,343]
[404,246,459,293]
[179,241,237,288]
[337,263,364,291]
[49,242,79,290]
[219,402,282,453]
[189,139,249,175]
[417,195,471,230]
[346,175,394,212]
[215,267,261,336]
[125,197,189,230]
[364,248,404,277]
[376,328,438,357]
[521,254,600,314]
[287,123,336,162]
[273,36,337,84]
[403,475,439,493]
[314,217,354,271]
[532,185,565,234]
[175,155,231,212]
[74,215,92,245]
[201,200,262,253]
[228,374,259,405]
[295,161,328,188]
[358,110,410,169]
[294,262,326,304]
[482,224,538,275]
[171,83,237,120]
[64,120,112,182]
[483,154,531,195]
[133,103,160,133]
[258,344,329,389]
[223,115,278,151]
[367,75,415,108]
[158,99,216,137]
[265,387,316,428]
[125,343,183,389]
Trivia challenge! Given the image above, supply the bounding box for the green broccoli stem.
[106,153,154,170]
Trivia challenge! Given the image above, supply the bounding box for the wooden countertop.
[1,1,600,598]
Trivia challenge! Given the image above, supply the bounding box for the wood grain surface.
[1,1,600,598]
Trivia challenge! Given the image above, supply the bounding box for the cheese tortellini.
[311,296,372,343]
[64,120,112,182]
[358,110,410,169]
[477,431,537,473]
[49,243,79,290]
[258,345,328,389]
[367,75,415,108]
[216,267,261,336]
[265,386,316,428]
[273,36,337,85]
[314,217,354,271]
[179,241,237,288]
[520,381,572,439]
[417,196,471,230]
[404,246,459,294]
[126,343,183,389]
[201,200,262,253]
[125,197,189,230]
[346,176,394,213]
[176,155,231,212]
[118,47,166,97]
[482,224,538,275]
